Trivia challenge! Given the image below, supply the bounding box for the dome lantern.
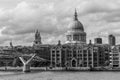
[74,9,78,20]
[69,9,84,31]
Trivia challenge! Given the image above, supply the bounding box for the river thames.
[0,71,120,80]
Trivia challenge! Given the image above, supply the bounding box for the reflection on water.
[1,71,120,80]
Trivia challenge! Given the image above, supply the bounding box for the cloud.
[0,1,70,45]
[0,0,120,45]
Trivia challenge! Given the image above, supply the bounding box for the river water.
[0,71,120,80]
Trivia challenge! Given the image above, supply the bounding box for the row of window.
[52,50,60,53]
[52,57,61,60]
[52,54,60,57]
[66,54,93,58]
[52,50,98,54]
[110,54,119,56]
[67,35,86,41]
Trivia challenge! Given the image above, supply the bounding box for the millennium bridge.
[0,47,50,72]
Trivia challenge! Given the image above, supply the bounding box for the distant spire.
[89,40,92,45]
[38,31,41,39]
[58,40,61,45]
[34,29,42,46]
[36,29,39,34]
[74,8,78,20]
[10,40,13,48]
[35,29,39,39]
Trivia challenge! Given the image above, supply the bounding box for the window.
[113,54,119,56]
[113,65,119,67]
[84,58,87,60]
[57,58,60,61]
[83,53,87,56]
[113,61,119,64]
[83,50,86,53]
[57,50,59,53]
[88,54,92,56]
[73,53,76,57]
[94,53,97,56]
[113,57,119,60]
[94,58,97,60]
[56,54,60,57]
[79,50,82,53]
[78,54,82,57]
[52,54,55,57]
[67,54,72,57]
[89,62,92,64]
[52,58,55,60]
[67,35,71,41]
[52,51,55,53]
[88,50,91,53]
[73,50,76,54]
[89,58,92,60]
[73,35,79,41]
[94,64,97,67]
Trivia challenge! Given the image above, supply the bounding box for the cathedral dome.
[69,9,84,31]
[70,20,84,31]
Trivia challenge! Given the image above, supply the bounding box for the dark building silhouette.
[108,34,116,46]
[94,38,102,44]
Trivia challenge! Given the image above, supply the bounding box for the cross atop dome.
[74,8,78,20]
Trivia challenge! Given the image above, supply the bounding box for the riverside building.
[109,45,120,68]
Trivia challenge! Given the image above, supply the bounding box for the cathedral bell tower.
[33,29,42,46]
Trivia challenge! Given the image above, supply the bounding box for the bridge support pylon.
[23,64,31,72]
[19,54,36,72]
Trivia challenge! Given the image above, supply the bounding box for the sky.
[0,0,120,46]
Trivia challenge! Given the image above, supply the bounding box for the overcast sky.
[0,0,120,46]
